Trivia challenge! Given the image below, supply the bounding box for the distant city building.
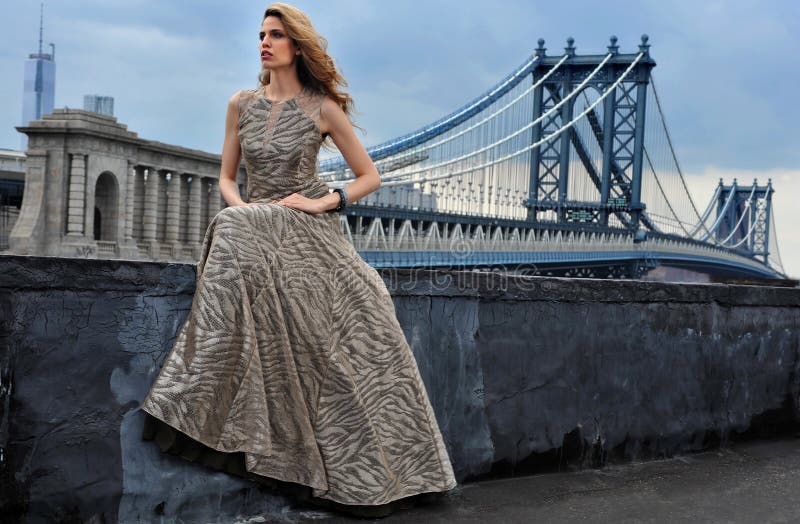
[0,149,26,250]
[11,109,240,261]
[83,95,114,116]
[20,4,56,151]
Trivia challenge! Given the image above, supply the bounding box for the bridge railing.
[349,233,771,273]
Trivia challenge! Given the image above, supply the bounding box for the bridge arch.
[567,84,605,204]
[93,171,119,242]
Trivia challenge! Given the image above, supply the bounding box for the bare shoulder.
[231,87,262,106]
[225,90,241,113]
[230,89,252,107]
[320,94,348,135]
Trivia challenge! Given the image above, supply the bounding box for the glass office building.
[83,95,115,116]
[20,9,56,150]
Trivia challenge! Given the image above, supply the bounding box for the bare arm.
[219,91,246,207]
[317,96,381,211]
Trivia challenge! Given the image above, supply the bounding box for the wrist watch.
[328,187,348,212]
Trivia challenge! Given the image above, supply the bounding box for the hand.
[270,192,329,215]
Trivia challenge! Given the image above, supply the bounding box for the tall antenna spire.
[38,2,44,55]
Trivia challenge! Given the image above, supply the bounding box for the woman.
[140,2,458,518]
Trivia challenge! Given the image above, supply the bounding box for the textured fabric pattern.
[140,85,457,505]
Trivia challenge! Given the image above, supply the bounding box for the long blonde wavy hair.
[258,3,362,146]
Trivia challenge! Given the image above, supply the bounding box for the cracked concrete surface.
[1,254,798,523]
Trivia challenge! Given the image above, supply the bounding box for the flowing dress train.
[140,85,458,508]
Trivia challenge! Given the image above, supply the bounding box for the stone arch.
[93,171,119,241]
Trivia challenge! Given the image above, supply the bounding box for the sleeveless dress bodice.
[237,85,332,203]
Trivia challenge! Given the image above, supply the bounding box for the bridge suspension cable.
[370,53,615,183]
[698,182,739,243]
[320,54,571,180]
[643,157,761,250]
[346,52,641,189]
[649,75,715,239]
[723,189,768,250]
[319,48,545,174]
[725,209,756,249]
[768,211,786,274]
[642,145,681,236]
[637,76,729,241]
[717,185,757,246]
[688,185,721,238]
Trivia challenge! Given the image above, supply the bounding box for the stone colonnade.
[11,109,244,261]
[61,153,235,261]
[128,165,225,260]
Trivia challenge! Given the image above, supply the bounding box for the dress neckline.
[259,85,306,104]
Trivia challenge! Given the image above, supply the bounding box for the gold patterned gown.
[139,85,457,507]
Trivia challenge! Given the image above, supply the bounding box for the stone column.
[116,161,142,259]
[141,167,161,258]
[133,167,145,240]
[165,172,182,246]
[142,168,159,241]
[66,153,86,236]
[188,175,202,245]
[124,162,135,242]
[8,149,52,254]
[207,179,222,220]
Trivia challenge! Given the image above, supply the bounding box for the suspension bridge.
[318,35,787,280]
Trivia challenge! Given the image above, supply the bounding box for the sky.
[1,0,798,277]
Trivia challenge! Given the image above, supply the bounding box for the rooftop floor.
[298,435,800,523]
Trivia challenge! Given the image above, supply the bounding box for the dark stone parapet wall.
[1,254,798,523]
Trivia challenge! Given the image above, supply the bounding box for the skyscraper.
[83,95,115,116]
[20,3,56,151]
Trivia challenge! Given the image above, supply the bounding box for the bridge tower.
[525,35,656,232]
[713,178,774,265]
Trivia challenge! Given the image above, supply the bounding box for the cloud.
[3,0,799,167]
[1,0,797,275]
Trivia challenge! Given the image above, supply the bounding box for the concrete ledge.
[1,254,799,523]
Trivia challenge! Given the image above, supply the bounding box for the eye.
[259,31,265,40]
[272,30,284,38]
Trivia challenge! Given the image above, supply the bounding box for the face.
[259,16,300,69]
